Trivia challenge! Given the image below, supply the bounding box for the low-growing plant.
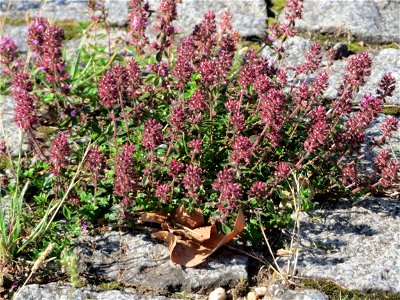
[0,0,398,286]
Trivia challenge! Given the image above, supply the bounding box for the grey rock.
[13,283,175,300]
[279,0,400,44]
[327,48,400,104]
[266,289,329,300]
[0,95,29,156]
[360,114,400,175]
[1,25,29,53]
[77,231,248,294]
[277,197,400,294]
[262,37,400,104]
[1,0,267,38]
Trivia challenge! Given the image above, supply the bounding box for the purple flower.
[212,167,242,217]
[189,90,206,112]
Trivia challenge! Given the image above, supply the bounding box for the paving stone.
[277,197,400,294]
[13,283,176,300]
[77,231,248,294]
[279,0,400,44]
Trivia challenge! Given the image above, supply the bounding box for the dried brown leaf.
[172,205,205,229]
[140,212,168,224]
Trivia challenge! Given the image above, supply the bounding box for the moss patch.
[266,0,287,26]
[383,105,400,116]
[302,278,400,300]
[302,32,400,52]
[1,16,90,40]
[1,16,27,27]
[53,20,91,40]
[97,281,122,290]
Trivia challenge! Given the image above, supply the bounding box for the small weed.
[302,278,400,300]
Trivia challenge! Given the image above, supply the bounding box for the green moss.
[1,16,27,26]
[302,278,400,300]
[301,32,400,52]
[267,0,287,26]
[0,156,11,170]
[53,20,91,40]
[382,106,400,116]
[97,281,122,290]
[2,16,90,40]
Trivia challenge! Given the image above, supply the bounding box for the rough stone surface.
[265,289,329,300]
[77,231,248,294]
[13,283,175,300]
[279,0,400,44]
[360,114,400,175]
[278,197,400,294]
[1,0,267,38]
[262,36,400,104]
[0,95,29,156]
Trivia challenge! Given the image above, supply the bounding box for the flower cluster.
[182,164,203,201]
[0,36,19,72]
[304,106,329,153]
[152,0,178,51]
[86,145,105,173]
[11,71,38,131]
[212,167,242,217]
[127,0,150,50]
[49,133,71,175]
[142,119,164,150]
[28,17,69,83]
[114,143,138,207]
[155,183,171,203]
[376,73,396,102]
[168,159,185,178]
[231,136,253,166]
[87,0,107,23]
[98,60,142,108]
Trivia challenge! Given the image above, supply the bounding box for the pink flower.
[189,90,206,112]
[168,159,185,178]
[275,162,291,179]
[156,183,171,203]
[28,17,69,83]
[182,164,203,190]
[231,136,252,166]
[341,164,358,186]
[98,64,127,108]
[50,133,70,175]
[188,139,203,155]
[380,161,399,187]
[127,0,150,48]
[86,145,104,172]
[142,119,163,150]
[376,73,396,102]
[11,71,38,131]
[114,142,137,207]
[0,36,18,65]
[249,181,267,199]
